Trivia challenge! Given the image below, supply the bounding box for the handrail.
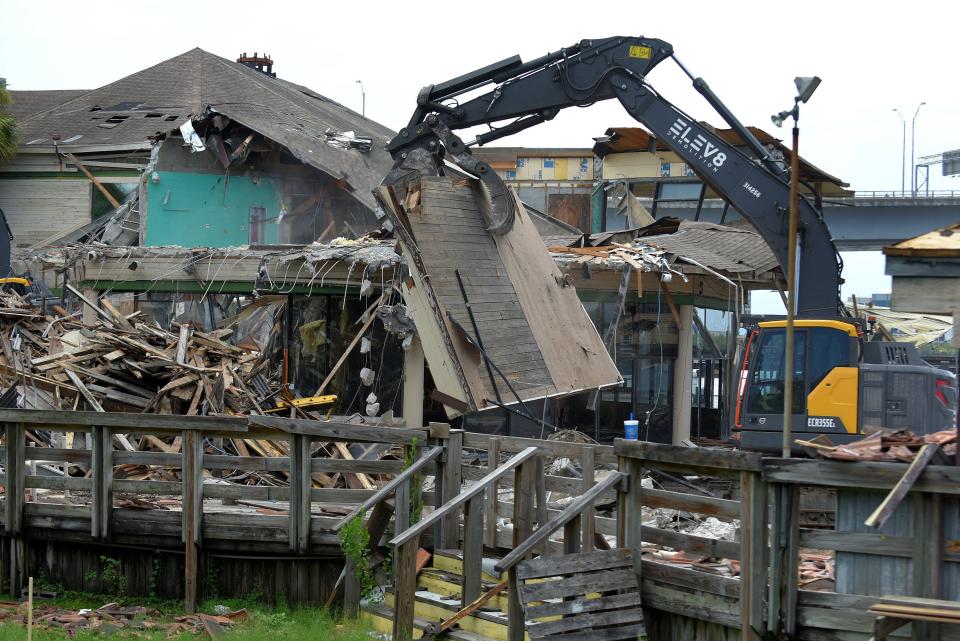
[332,445,444,531]
[494,470,625,574]
[389,446,540,547]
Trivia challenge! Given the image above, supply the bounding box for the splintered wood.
[0,287,257,416]
[0,287,385,494]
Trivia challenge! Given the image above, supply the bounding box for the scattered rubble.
[0,599,249,637]
[797,428,957,461]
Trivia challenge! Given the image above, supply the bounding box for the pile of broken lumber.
[0,286,269,416]
[796,428,957,462]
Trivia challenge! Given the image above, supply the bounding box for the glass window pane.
[658,182,703,201]
[746,329,806,414]
[808,328,850,390]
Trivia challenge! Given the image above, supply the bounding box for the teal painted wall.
[145,171,281,247]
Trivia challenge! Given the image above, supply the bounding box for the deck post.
[90,425,113,540]
[289,433,312,553]
[507,457,536,641]
[740,469,768,640]
[392,538,420,641]
[5,422,24,593]
[484,437,501,549]
[462,494,484,604]
[182,429,202,613]
[440,429,463,549]
[581,445,596,551]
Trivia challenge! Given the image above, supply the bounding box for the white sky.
[3,0,960,311]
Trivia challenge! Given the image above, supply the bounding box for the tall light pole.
[911,101,926,194]
[356,80,366,117]
[771,75,821,459]
[892,108,906,194]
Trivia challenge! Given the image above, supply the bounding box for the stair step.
[383,588,520,641]
[361,601,501,641]
[417,569,510,613]
[431,549,505,582]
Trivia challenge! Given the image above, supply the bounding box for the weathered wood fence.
[0,409,439,610]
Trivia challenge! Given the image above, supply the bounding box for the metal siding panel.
[836,489,913,596]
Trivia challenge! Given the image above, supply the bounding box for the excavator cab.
[734,320,956,452]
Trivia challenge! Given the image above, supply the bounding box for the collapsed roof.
[8,48,396,210]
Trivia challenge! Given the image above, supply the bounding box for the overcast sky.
[3,0,959,309]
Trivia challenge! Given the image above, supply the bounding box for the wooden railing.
[388,445,542,641]
[0,409,434,611]
[763,457,960,640]
[614,440,767,641]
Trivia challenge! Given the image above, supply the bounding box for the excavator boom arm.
[386,36,841,317]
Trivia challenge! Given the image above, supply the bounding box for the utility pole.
[911,101,926,194]
[892,108,905,194]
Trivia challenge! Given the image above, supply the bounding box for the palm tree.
[0,79,16,164]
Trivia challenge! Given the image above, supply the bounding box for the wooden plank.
[529,604,645,638]
[640,525,741,560]
[314,303,380,396]
[484,436,501,549]
[641,559,740,598]
[865,443,939,528]
[23,476,92,491]
[762,458,960,494]
[390,446,539,547]
[616,438,762,472]
[64,153,121,208]
[462,494,484,605]
[517,548,633,581]
[0,409,248,433]
[248,415,426,444]
[462,431,615,463]
[644,486,741,520]
[65,370,105,413]
[798,529,913,557]
[526,590,641,620]
[520,568,638,602]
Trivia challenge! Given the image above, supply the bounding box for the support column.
[81,289,99,325]
[672,305,694,445]
[402,336,425,429]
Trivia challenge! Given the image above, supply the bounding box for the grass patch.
[0,594,374,641]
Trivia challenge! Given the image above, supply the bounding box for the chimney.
[236,52,276,78]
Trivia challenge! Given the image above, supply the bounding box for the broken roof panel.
[382,175,621,417]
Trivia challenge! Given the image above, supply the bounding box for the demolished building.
[2,49,791,446]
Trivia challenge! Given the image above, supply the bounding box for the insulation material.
[379,175,620,416]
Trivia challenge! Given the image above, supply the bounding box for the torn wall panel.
[382,175,620,416]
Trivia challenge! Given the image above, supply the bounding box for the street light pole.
[771,76,821,459]
[356,80,366,117]
[911,101,926,194]
[893,108,905,194]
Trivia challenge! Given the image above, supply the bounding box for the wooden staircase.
[360,549,517,641]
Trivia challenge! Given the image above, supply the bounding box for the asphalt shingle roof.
[8,49,396,208]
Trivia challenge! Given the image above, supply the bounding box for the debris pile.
[0,600,249,637]
[797,428,957,462]
[0,287,269,416]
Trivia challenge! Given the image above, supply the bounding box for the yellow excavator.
[733,319,956,451]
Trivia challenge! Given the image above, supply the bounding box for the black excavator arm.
[384,36,841,317]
